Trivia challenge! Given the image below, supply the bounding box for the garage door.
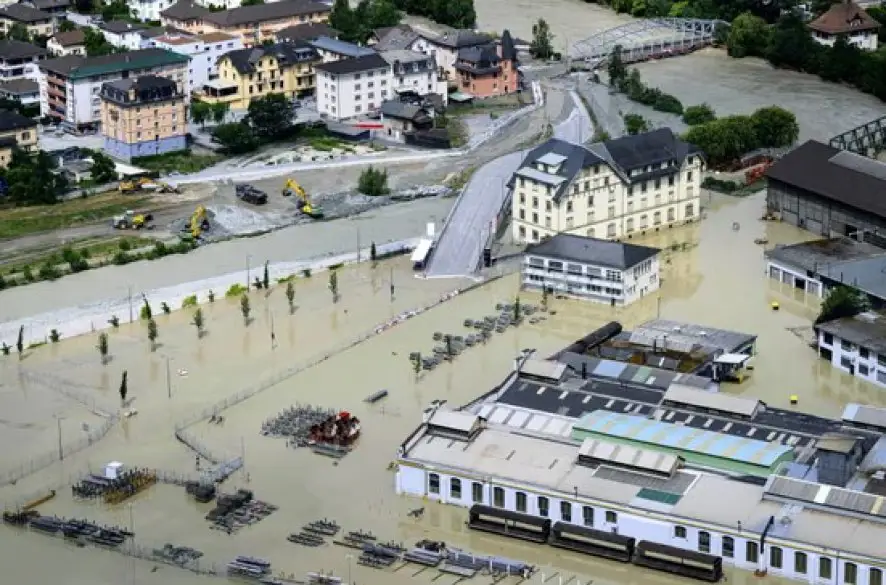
[805,218,824,235]
[781,210,799,227]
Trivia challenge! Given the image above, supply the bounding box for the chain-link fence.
[18,370,114,419]
[117,542,225,577]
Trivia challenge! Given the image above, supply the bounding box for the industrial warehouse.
[396,321,886,585]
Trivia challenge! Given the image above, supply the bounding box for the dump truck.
[112,210,154,230]
[282,178,323,219]
[235,184,268,205]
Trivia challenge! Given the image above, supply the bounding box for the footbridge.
[571,18,728,69]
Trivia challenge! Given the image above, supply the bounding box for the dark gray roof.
[203,0,330,27]
[765,140,886,219]
[0,108,37,132]
[309,36,375,58]
[765,237,886,273]
[0,3,51,21]
[51,30,86,46]
[420,28,490,49]
[380,100,431,122]
[0,39,47,59]
[161,0,210,21]
[314,52,389,75]
[98,20,147,34]
[499,29,517,61]
[25,0,70,10]
[223,42,318,74]
[104,74,176,93]
[817,312,886,354]
[818,256,886,301]
[525,233,660,269]
[600,127,701,180]
[275,22,338,42]
[140,25,189,39]
[513,138,603,201]
[457,43,498,63]
[0,78,39,94]
[373,24,418,51]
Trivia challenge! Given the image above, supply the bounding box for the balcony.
[200,80,239,103]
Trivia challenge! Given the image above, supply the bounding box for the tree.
[263,261,270,290]
[240,293,251,324]
[192,308,205,338]
[817,37,860,84]
[607,45,627,87]
[6,149,68,205]
[530,19,555,60]
[285,280,296,314]
[391,0,473,28]
[623,113,649,135]
[84,27,115,57]
[246,93,293,140]
[7,23,30,42]
[16,325,23,358]
[726,12,770,58]
[97,332,109,364]
[513,296,521,322]
[211,102,229,125]
[684,114,760,167]
[90,150,117,184]
[212,123,258,154]
[190,100,212,127]
[119,370,128,403]
[147,318,158,351]
[59,20,77,32]
[330,0,360,42]
[765,12,819,72]
[329,269,339,302]
[682,104,716,126]
[49,329,61,343]
[358,166,390,196]
[816,286,870,325]
[141,296,153,320]
[541,285,549,310]
[370,242,377,262]
[750,106,799,148]
[241,0,264,4]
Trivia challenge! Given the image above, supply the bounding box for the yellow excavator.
[189,205,210,238]
[112,210,153,230]
[282,178,323,219]
[119,178,181,194]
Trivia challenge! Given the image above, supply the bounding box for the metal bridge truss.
[571,18,729,68]
[830,115,886,157]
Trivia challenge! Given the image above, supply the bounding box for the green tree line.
[330,0,402,44]
[684,105,799,166]
[391,0,476,29]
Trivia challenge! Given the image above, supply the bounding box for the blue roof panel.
[593,359,627,378]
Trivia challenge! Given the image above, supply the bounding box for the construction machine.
[118,177,159,193]
[282,178,323,219]
[112,210,153,230]
[189,205,210,238]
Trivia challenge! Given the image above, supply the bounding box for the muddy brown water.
[0,191,880,585]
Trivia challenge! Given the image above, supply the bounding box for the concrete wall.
[103,135,187,161]
[817,329,886,388]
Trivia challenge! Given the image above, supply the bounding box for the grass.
[0,193,152,240]
[132,151,222,174]
[445,166,477,191]
[0,236,156,278]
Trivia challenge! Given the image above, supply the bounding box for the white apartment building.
[315,53,391,121]
[407,27,490,80]
[308,35,376,62]
[817,311,886,388]
[511,129,704,244]
[521,233,660,306]
[808,1,880,51]
[0,39,47,81]
[380,49,446,103]
[47,30,86,56]
[132,0,178,22]
[145,31,242,93]
[94,21,150,51]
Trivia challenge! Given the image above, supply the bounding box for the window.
[687,171,693,181]
[823,332,834,345]
[607,223,616,238]
[860,364,870,376]
[667,207,675,222]
[450,478,461,499]
[428,473,440,494]
[794,552,807,574]
[582,506,594,526]
[722,536,734,558]
[471,482,483,503]
[516,491,527,512]
[698,531,710,553]
[844,562,857,584]
[685,203,694,217]
[746,541,759,563]
[566,201,573,212]
[770,546,783,569]
[674,526,687,539]
[860,347,870,359]
[605,511,617,524]
[538,496,549,517]
[871,568,883,585]
[879,354,886,367]
[819,557,833,580]
[560,501,572,522]
[493,486,505,507]
[842,339,854,351]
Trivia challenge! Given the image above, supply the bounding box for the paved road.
[426,89,592,278]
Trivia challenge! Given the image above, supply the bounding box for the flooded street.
[0,191,881,585]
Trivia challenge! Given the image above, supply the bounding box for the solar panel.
[825,489,878,515]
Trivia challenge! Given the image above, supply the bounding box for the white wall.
[132,0,177,22]
[818,330,886,388]
[767,261,825,297]
[811,30,878,51]
[408,36,458,79]
[317,65,392,121]
[623,255,659,305]
[0,57,43,81]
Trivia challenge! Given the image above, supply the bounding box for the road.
[426,88,593,278]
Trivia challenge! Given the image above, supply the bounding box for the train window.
[450,478,462,499]
[871,567,883,585]
[493,487,505,508]
[820,557,833,580]
[605,511,617,524]
[746,541,759,563]
[538,496,550,517]
[428,473,440,494]
[722,536,734,558]
[674,526,687,539]
[844,562,858,585]
[516,491,527,512]
[770,546,783,569]
[582,506,594,527]
[560,501,572,522]
[794,552,807,574]
[471,482,483,503]
[698,531,710,553]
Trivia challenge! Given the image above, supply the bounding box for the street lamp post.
[56,416,64,461]
[346,554,354,585]
[166,356,172,399]
[246,254,252,290]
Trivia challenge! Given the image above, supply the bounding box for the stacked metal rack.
[261,405,337,448]
[227,555,272,579]
[27,516,134,547]
[206,489,277,533]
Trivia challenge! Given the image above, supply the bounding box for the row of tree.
[391,0,476,29]
[684,105,799,166]
[329,0,402,44]
[609,62,684,115]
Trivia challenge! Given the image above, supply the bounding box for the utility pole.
[166,356,172,399]
[246,254,252,290]
[356,227,361,263]
[128,286,133,323]
[56,416,63,461]
[389,266,395,302]
[657,296,661,319]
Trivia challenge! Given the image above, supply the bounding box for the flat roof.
[817,311,886,355]
[578,437,682,476]
[525,233,660,271]
[632,319,757,354]
[843,403,886,432]
[817,255,886,301]
[514,166,567,187]
[763,475,886,523]
[410,238,433,262]
[556,353,714,392]
[427,409,480,434]
[663,384,760,418]
[575,411,794,468]
[519,359,566,381]
[765,237,886,273]
[537,152,568,166]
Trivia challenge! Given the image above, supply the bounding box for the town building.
[0,108,37,166]
[100,75,187,160]
[454,33,518,99]
[308,35,375,62]
[39,49,190,131]
[380,49,446,102]
[378,100,432,142]
[201,42,319,109]
[808,0,880,51]
[521,233,660,306]
[24,0,71,16]
[0,78,39,107]
[315,53,391,121]
[817,311,886,387]
[0,4,54,38]
[408,27,492,81]
[130,0,178,23]
[0,39,47,81]
[766,140,886,244]
[160,0,330,48]
[146,31,242,94]
[511,130,704,244]
[47,29,85,56]
[274,22,337,43]
[94,20,149,51]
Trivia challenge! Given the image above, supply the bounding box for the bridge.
[829,115,886,157]
[571,18,729,70]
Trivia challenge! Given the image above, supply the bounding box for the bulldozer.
[189,205,210,238]
[282,178,323,219]
[112,210,153,230]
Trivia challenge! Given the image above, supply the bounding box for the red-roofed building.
[808,0,880,51]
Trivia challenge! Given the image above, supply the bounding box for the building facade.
[132,0,178,22]
[511,130,704,244]
[146,31,242,94]
[315,53,391,121]
[100,75,187,160]
[808,0,880,50]
[0,39,47,81]
[0,108,38,167]
[47,30,85,56]
[94,21,148,50]
[0,78,39,107]
[39,49,190,130]
[379,100,432,142]
[408,28,491,81]
[817,312,886,388]
[0,4,54,38]
[308,35,375,62]
[201,41,319,109]
[521,233,660,306]
[380,49,446,101]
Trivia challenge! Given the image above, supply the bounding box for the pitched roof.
[808,1,880,34]
[275,22,338,42]
[140,25,190,39]
[104,74,177,93]
[314,52,389,75]
[514,138,604,202]
[198,31,238,43]
[0,39,47,59]
[202,0,330,27]
[0,108,37,132]
[525,233,660,270]
[817,312,886,354]
[765,140,886,218]
[0,3,51,22]
[97,20,148,34]
[420,28,490,49]
[373,24,418,51]
[51,30,86,47]
[602,127,698,175]
[308,36,375,58]
[500,29,517,61]
[26,0,71,9]
[0,78,39,95]
[222,42,318,74]
[40,48,190,80]
[380,100,431,122]
[160,0,210,21]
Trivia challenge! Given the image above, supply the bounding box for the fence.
[19,369,114,419]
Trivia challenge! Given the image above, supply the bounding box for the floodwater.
[1,191,882,585]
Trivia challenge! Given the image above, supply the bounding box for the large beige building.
[0,108,38,167]
[511,129,704,244]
